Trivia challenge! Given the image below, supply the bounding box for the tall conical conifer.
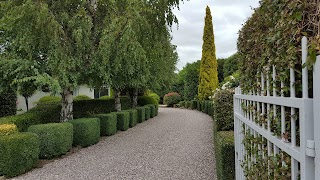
[198,6,218,100]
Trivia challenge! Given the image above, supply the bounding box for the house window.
[94,85,110,99]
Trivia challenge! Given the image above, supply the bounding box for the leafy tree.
[0,0,111,121]
[217,58,225,83]
[183,61,200,100]
[198,6,218,100]
[223,53,240,79]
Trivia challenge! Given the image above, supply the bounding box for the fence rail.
[234,37,319,180]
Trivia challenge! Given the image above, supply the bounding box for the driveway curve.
[12,108,216,180]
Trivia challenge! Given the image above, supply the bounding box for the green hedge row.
[215,131,235,180]
[123,109,138,128]
[69,118,100,147]
[92,113,117,136]
[28,123,73,159]
[0,132,40,178]
[136,107,145,123]
[114,112,130,131]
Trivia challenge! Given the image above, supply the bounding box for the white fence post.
[314,56,320,177]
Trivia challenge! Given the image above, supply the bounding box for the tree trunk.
[60,88,73,122]
[132,88,138,108]
[115,90,121,112]
[24,96,29,111]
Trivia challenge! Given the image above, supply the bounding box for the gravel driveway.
[12,108,216,180]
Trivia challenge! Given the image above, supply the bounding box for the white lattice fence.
[234,37,320,180]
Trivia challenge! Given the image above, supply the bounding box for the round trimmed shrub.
[138,96,158,106]
[99,95,111,100]
[74,95,92,101]
[91,113,117,136]
[122,110,138,128]
[163,92,181,107]
[0,124,18,136]
[149,93,160,103]
[37,96,61,105]
[27,123,73,159]
[0,132,40,178]
[135,107,145,123]
[69,118,100,147]
[114,112,130,131]
[213,90,234,131]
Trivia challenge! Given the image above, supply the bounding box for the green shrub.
[179,101,186,108]
[37,96,61,105]
[99,95,111,100]
[163,92,181,107]
[114,112,130,131]
[144,106,151,120]
[155,105,159,116]
[27,123,73,159]
[74,95,92,101]
[215,131,235,180]
[122,109,138,128]
[185,101,192,109]
[191,100,197,109]
[213,90,234,131]
[0,124,18,136]
[0,132,40,178]
[197,101,201,111]
[69,118,100,147]
[145,104,156,118]
[149,93,160,103]
[91,113,117,136]
[135,107,145,123]
[0,89,16,118]
[138,96,158,106]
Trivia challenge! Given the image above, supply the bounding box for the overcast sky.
[171,0,260,71]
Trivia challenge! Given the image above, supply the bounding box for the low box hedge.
[144,106,151,120]
[136,107,145,123]
[213,90,234,131]
[0,132,40,178]
[179,101,186,108]
[27,123,73,159]
[146,104,156,118]
[197,101,201,111]
[215,131,235,180]
[122,109,138,128]
[191,100,197,110]
[114,112,130,131]
[69,118,100,147]
[91,113,117,136]
[155,105,159,116]
[185,101,192,109]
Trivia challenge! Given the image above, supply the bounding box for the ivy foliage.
[198,6,218,100]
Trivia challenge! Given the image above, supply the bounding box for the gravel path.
[12,108,216,180]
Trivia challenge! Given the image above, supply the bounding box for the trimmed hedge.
[0,90,16,118]
[191,100,197,109]
[74,95,92,101]
[69,118,100,147]
[197,101,201,111]
[37,96,61,105]
[122,109,138,128]
[27,123,73,159]
[215,131,235,180]
[136,107,145,123]
[91,113,117,136]
[146,104,156,118]
[155,105,159,116]
[179,101,186,108]
[0,132,40,178]
[0,97,131,131]
[144,106,151,120]
[138,96,158,106]
[114,112,130,131]
[213,90,234,131]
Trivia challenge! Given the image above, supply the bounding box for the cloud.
[171,0,260,70]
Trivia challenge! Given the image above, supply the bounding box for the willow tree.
[198,6,218,100]
[0,0,111,121]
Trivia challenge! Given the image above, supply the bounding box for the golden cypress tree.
[198,6,218,100]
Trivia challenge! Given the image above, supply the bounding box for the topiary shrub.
[0,89,16,118]
[215,131,235,180]
[179,101,186,108]
[122,109,138,128]
[138,96,158,106]
[135,107,145,123]
[27,123,73,159]
[37,96,61,105]
[91,113,117,136]
[149,93,160,103]
[144,106,151,120]
[0,132,40,178]
[0,124,18,136]
[213,90,234,131]
[114,112,130,131]
[99,95,111,100]
[145,104,156,118]
[163,92,181,107]
[68,118,100,147]
[74,95,92,101]
[191,100,197,109]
